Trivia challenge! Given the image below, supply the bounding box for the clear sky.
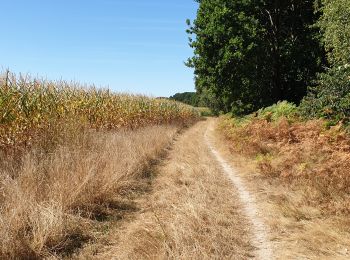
[1,0,198,97]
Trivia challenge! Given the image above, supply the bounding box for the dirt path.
[205,121,273,259]
[72,118,350,260]
[75,119,274,259]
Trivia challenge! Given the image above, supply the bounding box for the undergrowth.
[221,101,350,215]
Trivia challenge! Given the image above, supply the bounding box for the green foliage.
[169,92,201,107]
[257,101,299,122]
[317,0,350,66]
[301,0,350,124]
[225,101,299,130]
[301,67,350,124]
[169,91,215,116]
[187,0,325,114]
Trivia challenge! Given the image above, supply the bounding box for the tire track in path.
[205,121,273,260]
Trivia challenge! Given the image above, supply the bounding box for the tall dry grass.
[0,126,178,258]
[88,120,253,260]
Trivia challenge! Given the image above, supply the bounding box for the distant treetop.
[169,92,201,107]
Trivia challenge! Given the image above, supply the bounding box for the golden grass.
[0,71,200,258]
[0,125,178,258]
[78,120,253,259]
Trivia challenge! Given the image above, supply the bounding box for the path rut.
[76,119,273,259]
[205,121,273,259]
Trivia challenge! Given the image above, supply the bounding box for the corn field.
[0,71,199,150]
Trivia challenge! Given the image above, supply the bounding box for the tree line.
[169,92,205,107]
[186,0,350,122]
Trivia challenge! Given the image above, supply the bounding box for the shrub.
[256,101,299,122]
[300,67,350,125]
[301,0,350,125]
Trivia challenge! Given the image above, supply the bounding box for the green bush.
[300,0,350,126]
[300,67,350,125]
[257,101,299,122]
[225,101,298,129]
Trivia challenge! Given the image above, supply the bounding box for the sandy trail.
[74,118,350,260]
[205,120,273,259]
[76,119,273,259]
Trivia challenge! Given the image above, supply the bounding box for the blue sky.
[1,0,198,97]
